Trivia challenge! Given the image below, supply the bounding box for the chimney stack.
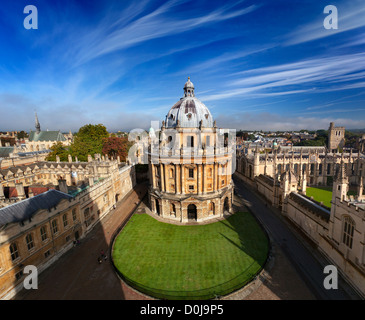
[58,179,68,194]
[15,183,26,200]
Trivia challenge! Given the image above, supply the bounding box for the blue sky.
[0,0,364,132]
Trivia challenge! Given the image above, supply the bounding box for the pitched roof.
[29,130,66,142]
[0,147,14,158]
[0,189,73,226]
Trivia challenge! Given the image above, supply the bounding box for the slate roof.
[289,192,330,222]
[0,147,14,158]
[29,130,66,142]
[0,189,73,226]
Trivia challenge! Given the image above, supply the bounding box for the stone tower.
[328,122,345,153]
[148,78,235,223]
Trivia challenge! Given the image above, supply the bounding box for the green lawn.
[306,186,357,208]
[306,187,333,208]
[112,212,269,300]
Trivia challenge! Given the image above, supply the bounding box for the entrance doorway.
[224,197,229,212]
[187,204,197,220]
[155,199,160,216]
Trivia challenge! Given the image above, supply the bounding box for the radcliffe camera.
[0,0,364,314]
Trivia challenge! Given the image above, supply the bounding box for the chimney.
[68,154,72,163]
[15,183,26,200]
[58,179,68,194]
[89,177,94,187]
[56,155,60,163]
[88,155,93,162]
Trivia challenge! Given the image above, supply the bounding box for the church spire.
[35,111,41,134]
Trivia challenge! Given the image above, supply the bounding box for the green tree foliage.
[46,142,69,161]
[294,130,328,146]
[70,124,109,161]
[344,130,361,149]
[17,130,28,140]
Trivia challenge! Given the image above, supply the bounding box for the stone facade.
[0,156,136,299]
[236,146,364,188]
[236,157,365,297]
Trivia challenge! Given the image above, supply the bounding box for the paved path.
[233,174,361,300]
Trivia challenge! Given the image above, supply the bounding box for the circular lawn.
[112,211,269,300]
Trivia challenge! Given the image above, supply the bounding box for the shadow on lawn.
[218,214,269,266]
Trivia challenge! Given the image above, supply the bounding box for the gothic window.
[52,219,58,234]
[302,164,307,175]
[72,208,77,221]
[342,216,355,249]
[26,234,34,251]
[294,164,298,174]
[310,164,314,175]
[63,214,68,227]
[277,164,282,173]
[9,243,19,261]
[40,226,48,241]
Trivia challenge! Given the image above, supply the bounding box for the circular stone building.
[147,78,235,223]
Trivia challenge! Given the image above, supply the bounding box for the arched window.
[9,243,19,261]
[277,164,282,173]
[26,234,34,251]
[52,219,58,234]
[63,214,68,227]
[40,226,48,241]
[170,168,174,178]
[342,216,355,249]
[294,163,298,174]
[171,203,176,215]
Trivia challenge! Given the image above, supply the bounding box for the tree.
[70,124,109,161]
[46,142,69,161]
[17,130,28,140]
[102,136,132,162]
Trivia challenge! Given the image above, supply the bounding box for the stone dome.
[165,77,214,129]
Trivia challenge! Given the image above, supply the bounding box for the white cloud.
[284,1,365,45]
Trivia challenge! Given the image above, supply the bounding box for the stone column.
[202,164,205,194]
[0,184,5,200]
[197,164,201,195]
[213,162,217,192]
[181,164,185,194]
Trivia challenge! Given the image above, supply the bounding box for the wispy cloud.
[284,1,365,45]
[64,0,260,67]
[200,52,365,101]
